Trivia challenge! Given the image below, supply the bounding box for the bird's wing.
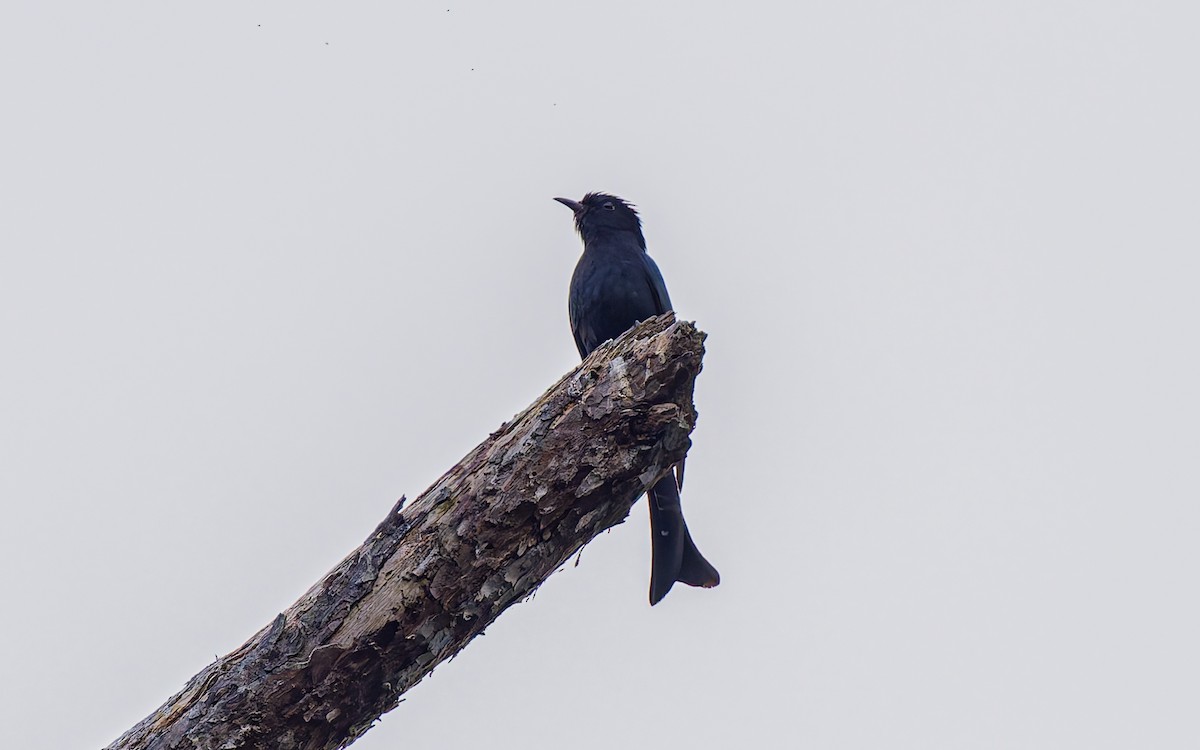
[641,253,673,314]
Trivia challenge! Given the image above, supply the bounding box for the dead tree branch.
[107,313,706,750]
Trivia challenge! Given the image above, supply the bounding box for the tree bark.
[107,313,706,750]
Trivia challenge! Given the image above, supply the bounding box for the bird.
[555,192,720,605]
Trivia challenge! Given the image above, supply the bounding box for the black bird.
[556,192,720,605]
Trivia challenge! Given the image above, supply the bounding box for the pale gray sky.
[2,2,1198,748]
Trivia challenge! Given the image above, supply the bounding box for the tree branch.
[107,313,706,750]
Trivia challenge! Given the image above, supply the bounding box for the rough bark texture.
[107,313,705,750]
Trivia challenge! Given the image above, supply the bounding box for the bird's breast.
[569,251,660,354]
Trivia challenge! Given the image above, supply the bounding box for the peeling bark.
[107,313,706,750]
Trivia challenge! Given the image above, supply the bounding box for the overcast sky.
[2,2,1198,748]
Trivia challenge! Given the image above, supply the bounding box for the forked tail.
[647,473,720,605]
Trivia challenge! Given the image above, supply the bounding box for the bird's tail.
[647,474,720,605]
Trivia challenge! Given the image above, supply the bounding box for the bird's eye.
[603,202,615,210]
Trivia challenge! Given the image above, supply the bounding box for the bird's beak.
[554,197,584,214]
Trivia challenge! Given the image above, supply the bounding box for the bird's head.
[555,192,645,248]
